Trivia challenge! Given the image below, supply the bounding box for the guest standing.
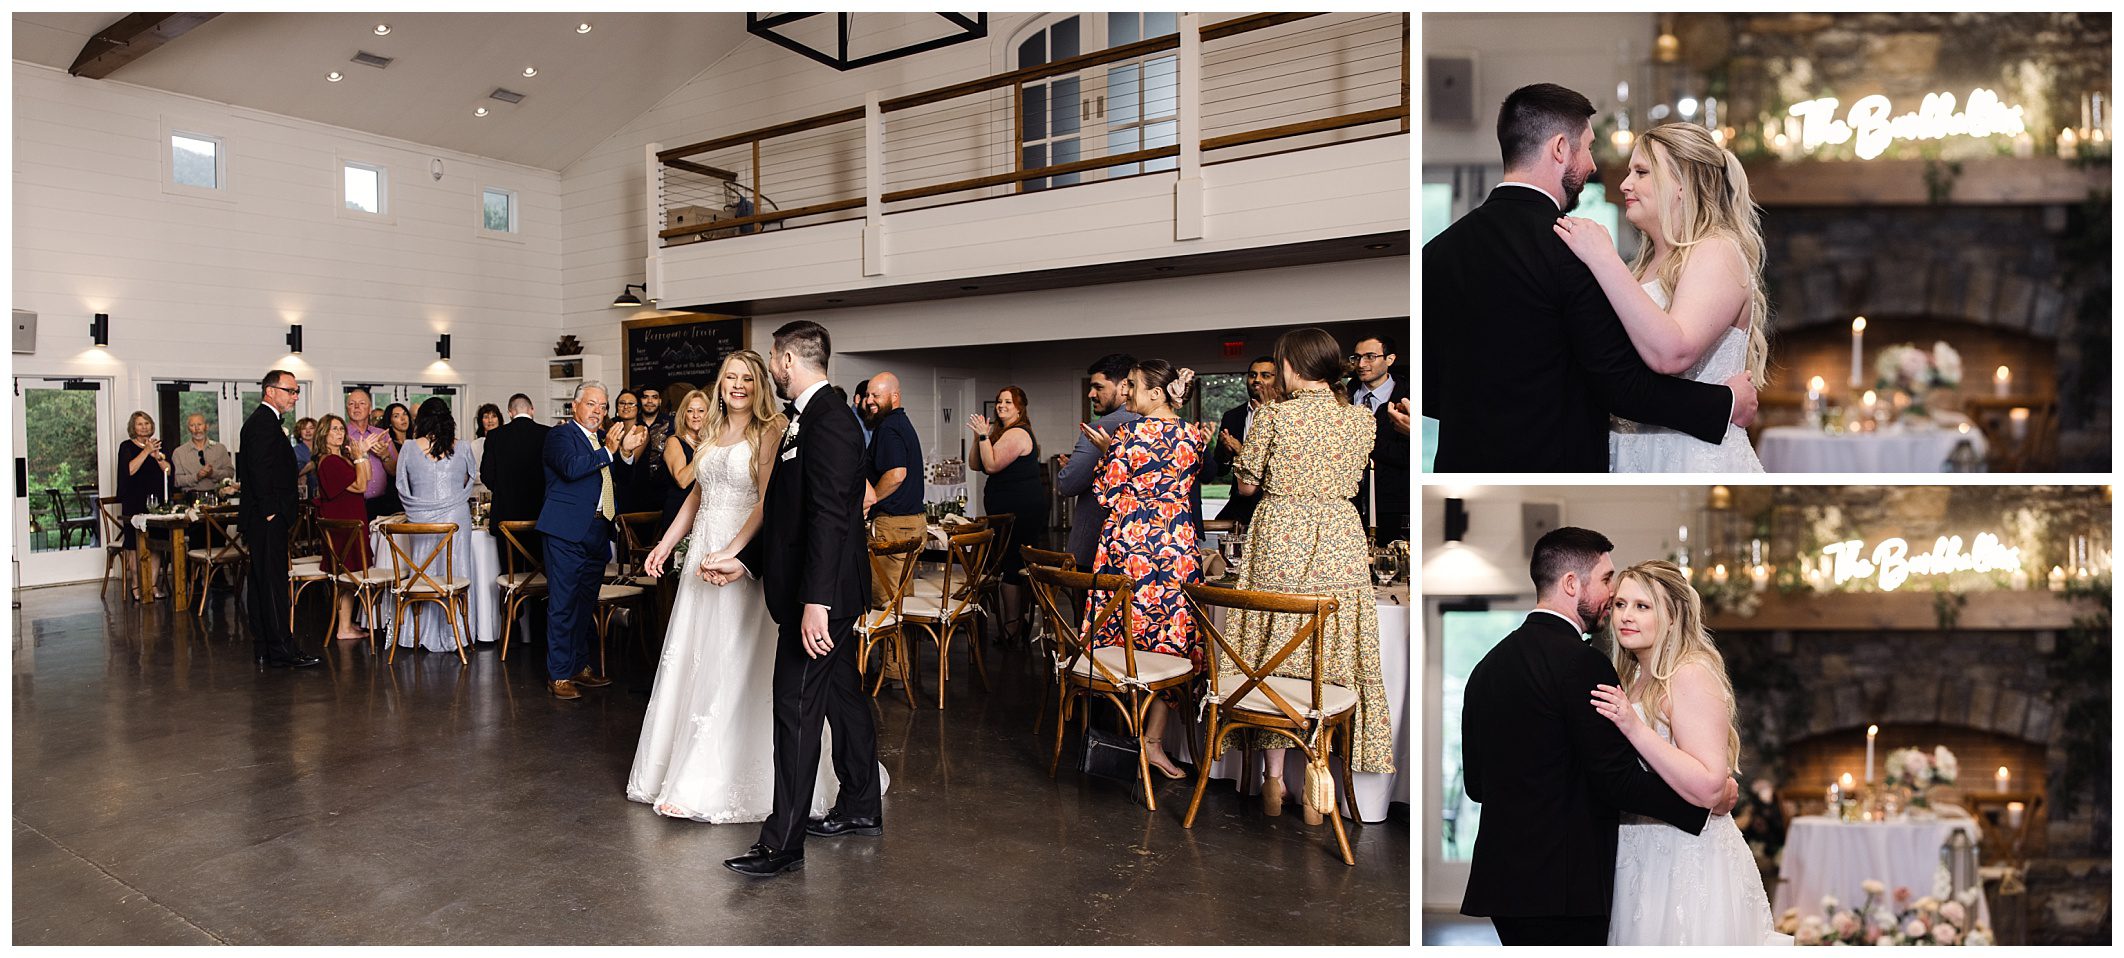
[1080,360,1205,779]
[171,413,234,498]
[1055,354,1140,570]
[472,403,503,463]
[345,389,400,520]
[967,385,1044,640]
[862,373,926,596]
[313,414,376,641]
[853,378,874,447]
[1349,334,1409,544]
[115,410,173,597]
[238,370,318,668]
[538,382,646,698]
[1229,327,1385,823]
[394,399,481,652]
[1214,355,1279,526]
[481,394,550,549]
[292,417,319,501]
[375,401,412,515]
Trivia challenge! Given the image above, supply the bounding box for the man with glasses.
[1214,356,1279,526]
[1349,335,1409,545]
[238,370,319,668]
[343,388,399,520]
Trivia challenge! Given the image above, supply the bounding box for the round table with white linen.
[1176,582,1409,823]
[1773,814,1991,926]
[1759,425,1988,473]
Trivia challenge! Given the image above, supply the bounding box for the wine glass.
[1372,550,1397,588]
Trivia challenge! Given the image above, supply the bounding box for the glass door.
[156,379,309,455]
[1015,13,1180,192]
[13,377,114,586]
[1423,600,1532,908]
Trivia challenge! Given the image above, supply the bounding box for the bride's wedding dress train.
[625,439,888,822]
[1609,280,1766,473]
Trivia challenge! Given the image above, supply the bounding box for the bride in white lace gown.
[1591,560,1789,946]
[1553,122,1767,473]
[626,354,887,823]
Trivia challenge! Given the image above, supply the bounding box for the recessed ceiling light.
[474,107,489,117]
[577,23,593,34]
[373,23,390,36]
[1364,242,1391,250]
[522,66,538,78]
[326,71,343,82]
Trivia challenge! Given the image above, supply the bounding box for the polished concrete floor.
[13,582,1409,946]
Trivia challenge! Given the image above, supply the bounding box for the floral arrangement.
[1875,341,1964,393]
[1782,882,1992,946]
[1884,745,1960,790]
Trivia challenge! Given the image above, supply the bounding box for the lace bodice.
[1609,280,1765,473]
[695,439,759,520]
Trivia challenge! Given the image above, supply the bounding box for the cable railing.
[653,12,1407,247]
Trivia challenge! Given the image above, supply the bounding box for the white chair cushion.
[1215,673,1359,719]
[1069,647,1195,686]
[337,567,397,585]
[496,571,548,590]
[598,584,644,601]
[854,610,899,634]
[901,593,982,621]
[395,577,471,595]
[187,548,244,562]
[289,559,331,580]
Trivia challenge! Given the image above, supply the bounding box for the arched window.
[1013,13,1179,192]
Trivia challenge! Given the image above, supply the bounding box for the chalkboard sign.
[623,314,748,394]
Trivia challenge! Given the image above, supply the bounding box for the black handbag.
[1081,726,1141,782]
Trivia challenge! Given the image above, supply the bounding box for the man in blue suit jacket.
[536,381,646,700]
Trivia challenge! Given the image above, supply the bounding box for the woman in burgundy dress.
[314,414,376,640]
[1081,359,1206,780]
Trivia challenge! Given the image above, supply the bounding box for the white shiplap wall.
[13,62,565,444]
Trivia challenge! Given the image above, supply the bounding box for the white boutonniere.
[783,418,802,443]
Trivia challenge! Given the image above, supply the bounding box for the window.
[344,161,386,214]
[170,132,221,189]
[1013,13,1180,191]
[1440,608,1526,862]
[1102,12,1179,178]
[482,187,516,233]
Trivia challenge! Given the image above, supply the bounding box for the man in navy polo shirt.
[862,373,926,604]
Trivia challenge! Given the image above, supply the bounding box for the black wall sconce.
[90,312,109,347]
[435,333,452,361]
[611,283,647,308]
[286,324,303,354]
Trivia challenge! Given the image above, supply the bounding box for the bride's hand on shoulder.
[1589,684,1642,735]
[1552,216,1617,265]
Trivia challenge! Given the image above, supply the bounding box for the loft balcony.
[641,12,1410,313]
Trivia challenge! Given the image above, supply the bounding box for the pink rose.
[1832,911,1860,938]
[1932,924,1960,945]
[1940,901,1967,926]
[1904,919,1928,939]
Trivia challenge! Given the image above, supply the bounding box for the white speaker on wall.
[1426,53,1477,125]
[13,310,35,354]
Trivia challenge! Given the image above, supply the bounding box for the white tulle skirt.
[1610,813,1794,945]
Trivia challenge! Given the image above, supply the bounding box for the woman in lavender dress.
[393,398,480,653]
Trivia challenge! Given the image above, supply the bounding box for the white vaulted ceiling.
[12,11,751,171]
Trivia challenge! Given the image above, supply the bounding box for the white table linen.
[1774,815,1991,926]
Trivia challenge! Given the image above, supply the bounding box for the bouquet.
[1782,882,1992,945]
[1884,746,1959,790]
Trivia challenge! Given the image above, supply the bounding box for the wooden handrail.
[658,196,866,239]
[666,158,735,182]
[1199,12,1323,43]
[659,106,866,161]
[881,33,1179,114]
[1202,105,1409,153]
[880,145,1180,205]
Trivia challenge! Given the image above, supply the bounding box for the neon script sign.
[1822,534,2024,591]
[1788,89,2027,160]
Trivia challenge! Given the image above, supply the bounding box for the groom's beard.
[1560,168,1588,213]
[771,368,793,401]
[1578,595,1609,631]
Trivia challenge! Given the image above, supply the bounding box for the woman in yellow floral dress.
[1228,326,1385,824]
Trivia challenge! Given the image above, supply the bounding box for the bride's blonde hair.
[1630,123,1770,390]
[704,349,786,457]
[1606,559,1741,774]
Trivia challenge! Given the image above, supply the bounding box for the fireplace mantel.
[1741,156,2106,207]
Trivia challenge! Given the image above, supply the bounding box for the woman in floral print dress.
[1229,327,1385,825]
[1081,358,1206,781]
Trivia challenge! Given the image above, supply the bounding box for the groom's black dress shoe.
[725,843,804,877]
[256,650,321,669]
[806,811,883,838]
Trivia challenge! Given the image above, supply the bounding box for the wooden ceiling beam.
[68,13,221,79]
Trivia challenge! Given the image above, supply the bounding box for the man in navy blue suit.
[536,381,646,700]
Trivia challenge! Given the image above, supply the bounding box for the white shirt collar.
[511,413,534,421]
[1497,181,1561,209]
[1531,607,1586,634]
[791,379,830,416]
[575,420,602,446]
[1356,374,1395,405]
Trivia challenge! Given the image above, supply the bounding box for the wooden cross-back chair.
[317,517,389,652]
[1181,582,1357,865]
[859,535,926,708]
[97,496,139,598]
[1019,545,1078,730]
[381,521,472,665]
[1025,564,1198,811]
[590,512,660,677]
[287,516,334,634]
[189,505,249,618]
[495,520,548,661]
[971,512,1015,636]
[902,527,992,708]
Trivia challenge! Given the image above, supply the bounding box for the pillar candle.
[1850,317,1867,388]
[2007,801,2025,828]
[1865,725,1877,783]
[2060,127,2079,158]
[2010,406,2030,440]
[1996,766,2010,793]
[1995,365,2011,397]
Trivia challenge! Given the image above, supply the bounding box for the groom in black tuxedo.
[1423,82,1756,472]
[1459,526,1736,945]
[704,320,881,878]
